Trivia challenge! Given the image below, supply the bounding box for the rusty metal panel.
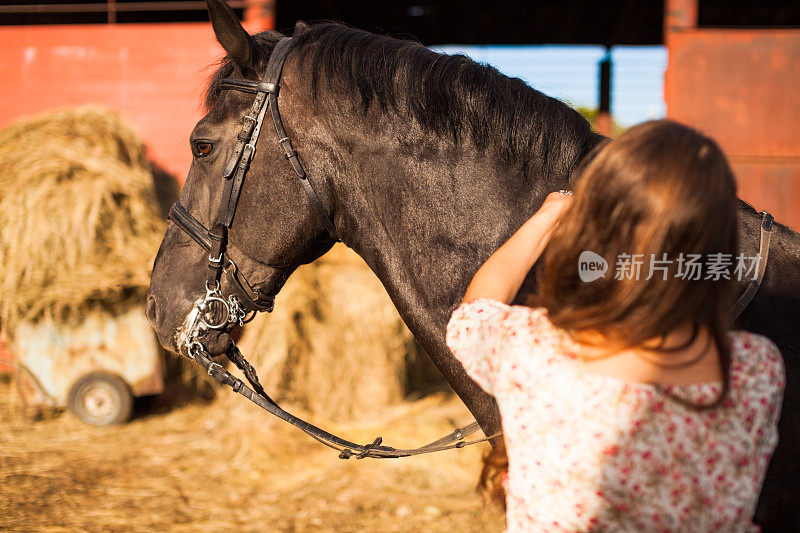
[665,0,698,32]
[665,28,800,230]
[12,307,163,409]
[733,162,800,223]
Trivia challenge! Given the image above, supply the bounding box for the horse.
[146,1,800,528]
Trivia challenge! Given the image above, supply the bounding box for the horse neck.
[278,59,597,344]
[324,117,580,353]
[281,66,598,431]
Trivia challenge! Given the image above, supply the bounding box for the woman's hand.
[538,190,574,221]
[461,190,574,305]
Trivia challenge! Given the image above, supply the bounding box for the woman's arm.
[462,191,573,304]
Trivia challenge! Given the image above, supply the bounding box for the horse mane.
[206,23,600,174]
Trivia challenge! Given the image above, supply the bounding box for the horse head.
[146,0,336,355]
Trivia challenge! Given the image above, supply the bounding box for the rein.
[169,37,497,459]
[731,211,773,320]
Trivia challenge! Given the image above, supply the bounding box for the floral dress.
[446,298,785,532]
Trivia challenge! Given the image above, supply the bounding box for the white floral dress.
[446,298,785,532]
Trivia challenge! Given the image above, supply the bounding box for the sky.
[433,45,667,127]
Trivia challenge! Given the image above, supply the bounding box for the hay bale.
[0,107,165,332]
[234,244,442,422]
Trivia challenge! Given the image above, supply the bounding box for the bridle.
[168,36,339,322]
[167,37,495,459]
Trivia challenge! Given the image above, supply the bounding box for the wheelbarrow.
[13,307,164,426]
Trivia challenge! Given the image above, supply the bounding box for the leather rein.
[168,37,495,459]
[167,36,772,459]
[731,211,773,320]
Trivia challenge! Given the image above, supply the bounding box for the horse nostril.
[146,295,158,324]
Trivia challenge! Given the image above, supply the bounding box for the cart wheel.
[68,372,133,426]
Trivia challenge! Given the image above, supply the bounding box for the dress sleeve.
[745,333,786,426]
[446,297,550,395]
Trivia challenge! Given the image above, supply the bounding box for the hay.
[234,244,444,421]
[0,376,502,532]
[0,107,165,332]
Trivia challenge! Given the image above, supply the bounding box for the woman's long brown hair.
[479,120,739,509]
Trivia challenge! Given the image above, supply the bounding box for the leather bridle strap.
[215,82,271,228]
[731,210,773,319]
[219,37,339,241]
[169,200,213,250]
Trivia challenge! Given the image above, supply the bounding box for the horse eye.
[194,141,213,156]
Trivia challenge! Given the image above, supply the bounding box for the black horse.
[146,1,800,528]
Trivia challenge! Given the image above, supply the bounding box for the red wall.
[0,23,229,181]
[665,1,800,230]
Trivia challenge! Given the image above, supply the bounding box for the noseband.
[167,37,495,459]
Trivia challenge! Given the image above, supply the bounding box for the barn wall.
[0,23,233,181]
[4,9,796,226]
[665,1,800,230]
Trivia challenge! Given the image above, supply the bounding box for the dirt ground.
[0,376,503,532]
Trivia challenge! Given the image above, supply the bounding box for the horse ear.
[293,20,310,36]
[205,0,253,74]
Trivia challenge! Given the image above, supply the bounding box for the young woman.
[446,120,785,531]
